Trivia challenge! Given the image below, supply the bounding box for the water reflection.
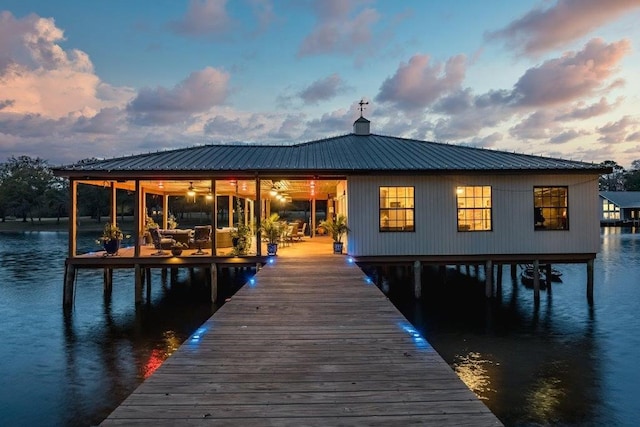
[0,231,251,427]
[362,256,615,426]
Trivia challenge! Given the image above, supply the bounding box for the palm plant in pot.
[319,214,349,254]
[260,213,281,255]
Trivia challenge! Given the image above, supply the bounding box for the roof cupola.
[353,116,370,135]
[353,99,370,135]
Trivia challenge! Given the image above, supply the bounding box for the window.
[379,187,414,232]
[534,186,568,230]
[456,186,492,231]
[602,199,620,220]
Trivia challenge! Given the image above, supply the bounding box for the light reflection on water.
[0,231,249,427]
[453,351,496,400]
[368,227,640,426]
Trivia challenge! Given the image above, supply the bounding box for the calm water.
[372,227,640,426]
[0,229,638,426]
[0,231,249,427]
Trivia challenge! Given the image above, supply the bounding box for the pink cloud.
[127,67,230,125]
[297,0,379,56]
[0,12,131,119]
[486,0,640,55]
[168,0,234,38]
[376,54,466,112]
[513,38,631,107]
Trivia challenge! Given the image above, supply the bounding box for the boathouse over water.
[54,116,610,304]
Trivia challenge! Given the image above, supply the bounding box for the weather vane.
[358,99,369,117]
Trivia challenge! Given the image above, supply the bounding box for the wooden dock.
[101,241,502,426]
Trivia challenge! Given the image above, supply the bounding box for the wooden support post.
[63,263,75,309]
[510,263,517,280]
[485,260,493,298]
[210,263,218,303]
[145,268,152,302]
[496,264,503,294]
[545,263,553,293]
[533,259,540,303]
[413,260,422,299]
[587,259,594,305]
[135,264,143,305]
[465,264,470,275]
[473,264,479,278]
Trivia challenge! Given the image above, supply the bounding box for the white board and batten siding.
[346,174,601,257]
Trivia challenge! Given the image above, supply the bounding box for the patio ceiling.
[79,178,341,200]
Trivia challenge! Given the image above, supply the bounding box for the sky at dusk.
[1,0,639,167]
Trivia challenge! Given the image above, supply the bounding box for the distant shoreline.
[0,217,129,232]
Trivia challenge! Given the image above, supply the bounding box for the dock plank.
[101,251,502,426]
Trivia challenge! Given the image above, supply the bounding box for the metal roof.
[54,133,609,176]
[600,191,640,208]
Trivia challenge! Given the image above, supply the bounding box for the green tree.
[45,176,69,223]
[624,160,640,191]
[599,160,625,191]
[0,156,54,222]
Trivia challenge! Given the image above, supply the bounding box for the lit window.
[534,187,568,230]
[380,187,414,232]
[456,186,492,231]
[602,199,620,220]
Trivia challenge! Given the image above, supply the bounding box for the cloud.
[557,97,621,120]
[598,115,640,144]
[465,132,503,148]
[168,0,234,38]
[512,38,631,107]
[127,67,230,125]
[303,108,353,138]
[0,99,15,110]
[549,129,589,144]
[486,0,640,55]
[299,74,347,104]
[248,0,276,35]
[0,11,131,120]
[510,110,556,140]
[297,0,380,57]
[72,107,125,134]
[627,132,640,142]
[375,54,466,112]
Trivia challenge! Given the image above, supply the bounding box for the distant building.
[600,191,640,225]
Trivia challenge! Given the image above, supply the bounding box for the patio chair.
[192,225,211,255]
[149,227,174,256]
[294,223,307,241]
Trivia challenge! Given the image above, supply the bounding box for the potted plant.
[171,241,187,256]
[167,213,178,230]
[143,215,158,244]
[96,222,127,256]
[260,213,281,255]
[230,223,252,256]
[319,214,349,254]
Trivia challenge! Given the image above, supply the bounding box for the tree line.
[1,155,639,223]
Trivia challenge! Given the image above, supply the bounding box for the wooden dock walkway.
[101,243,502,426]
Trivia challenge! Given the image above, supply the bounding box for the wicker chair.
[192,225,212,255]
[149,227,174,256]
